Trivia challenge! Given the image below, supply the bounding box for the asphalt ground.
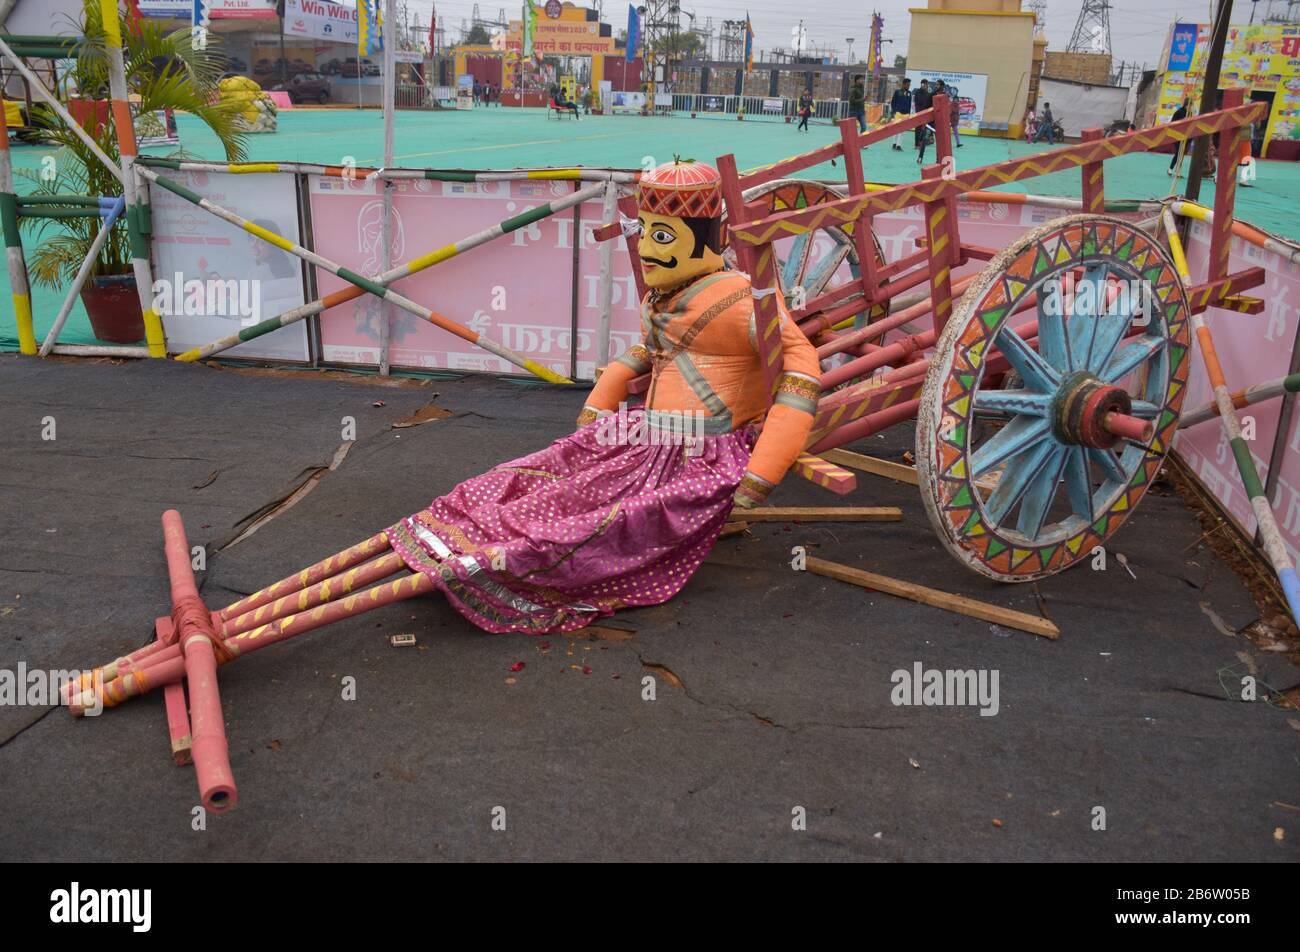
[0,354,1296,861]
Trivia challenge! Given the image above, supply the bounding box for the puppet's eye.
[651,228,674,244]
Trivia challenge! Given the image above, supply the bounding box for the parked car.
[272,72,330,105]
[319,58,344,75]
[340,57,362,77]
[361,60,380,76]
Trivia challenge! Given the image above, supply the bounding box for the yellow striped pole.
[1163,207,1300,622]
[140,166,574,382]
[100,0,167,356]
[0,91,35,354]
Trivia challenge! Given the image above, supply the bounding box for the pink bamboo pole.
[155,616,193,766]
[808,399,924,454]
[73,572,435,717]
[219,551,406,638]
[219,530,391,620]
[63,530,397,702]
[817,273,979,361]
[161,510,236,813]
[107,551,408,690]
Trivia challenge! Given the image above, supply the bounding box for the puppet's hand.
[732,472,772,510]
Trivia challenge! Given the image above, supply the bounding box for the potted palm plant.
[19,0,246,343]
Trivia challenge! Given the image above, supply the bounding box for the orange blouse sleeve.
[734,305,821,508]
[575,339,651,428]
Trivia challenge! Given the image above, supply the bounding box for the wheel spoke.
[1087,270,1141,375]
[1101,335,1165,383]
[985,439,1058,524]
[1036,279,1071,372]
[802,242,853,300]
[781,233,812,289]
[1089,446,1127,484]
[973,389,1051,416]
[971,415,1051,477]
[1016,445,1069,539]
[994,325,1061,392]
[1066,263,1108,371]
[1063,446,1094,521]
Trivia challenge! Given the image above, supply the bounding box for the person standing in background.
[848,76,867,133]
[1168,98,1190,174]
[912,79,933,163]
[947,84,963,147]
[890,78,912,151]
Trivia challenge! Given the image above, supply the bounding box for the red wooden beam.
[730,100,1268,246]
[1080,127,1105,214]
[1209,88,1246,284]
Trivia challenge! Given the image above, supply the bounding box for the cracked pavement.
[0,355,1296,861]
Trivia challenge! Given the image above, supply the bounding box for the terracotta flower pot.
[80,273,145,344]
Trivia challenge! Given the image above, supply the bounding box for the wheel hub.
[1052,372,1132,449]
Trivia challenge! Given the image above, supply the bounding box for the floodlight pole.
[380,0,397,375]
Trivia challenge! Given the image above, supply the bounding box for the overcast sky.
[379,1,1281,71]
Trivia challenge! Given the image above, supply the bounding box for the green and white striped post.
[1163,207,1300,620]
[1178,371,1300,429]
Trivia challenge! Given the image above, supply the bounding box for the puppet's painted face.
[637,213,723,291]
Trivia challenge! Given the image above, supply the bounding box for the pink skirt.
[386,408,754,633]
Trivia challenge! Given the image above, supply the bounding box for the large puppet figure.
[385,160,821,633]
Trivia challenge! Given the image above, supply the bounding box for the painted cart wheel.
[917,215,1191,582]
[723,179,890,332]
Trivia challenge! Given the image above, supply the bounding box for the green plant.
[18,0,247,290]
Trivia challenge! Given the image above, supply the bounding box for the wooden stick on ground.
[821,448,919,486]
[805,556,1060,640]
[732,507,902,523]
[821,448,1000,494]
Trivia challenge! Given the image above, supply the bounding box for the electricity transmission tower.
[638,0,677,112]
[1026,0,1046,32]
[1066,0,1111,55]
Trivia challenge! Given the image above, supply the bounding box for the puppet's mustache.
[641,255,678,268]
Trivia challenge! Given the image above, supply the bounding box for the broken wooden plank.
[789,453,858,495]
[735,506,902,523]
[804,556,1060,639]
[822,447,999,494]
[821,448,919,486]
[719,521,749,538]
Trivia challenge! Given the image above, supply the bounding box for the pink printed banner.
[311,184,1105,380]
[310,176,636,377]
[1174,220,1300,561]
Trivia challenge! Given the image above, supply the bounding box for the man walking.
[890,78,911,151]
[797,89,813,132]
[912,79,933,163]
[848,75,867,133]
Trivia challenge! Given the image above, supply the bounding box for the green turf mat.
[4,106,1297,352]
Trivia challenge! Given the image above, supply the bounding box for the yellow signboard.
[506,4,616,56]
[1157,22,1300,154]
